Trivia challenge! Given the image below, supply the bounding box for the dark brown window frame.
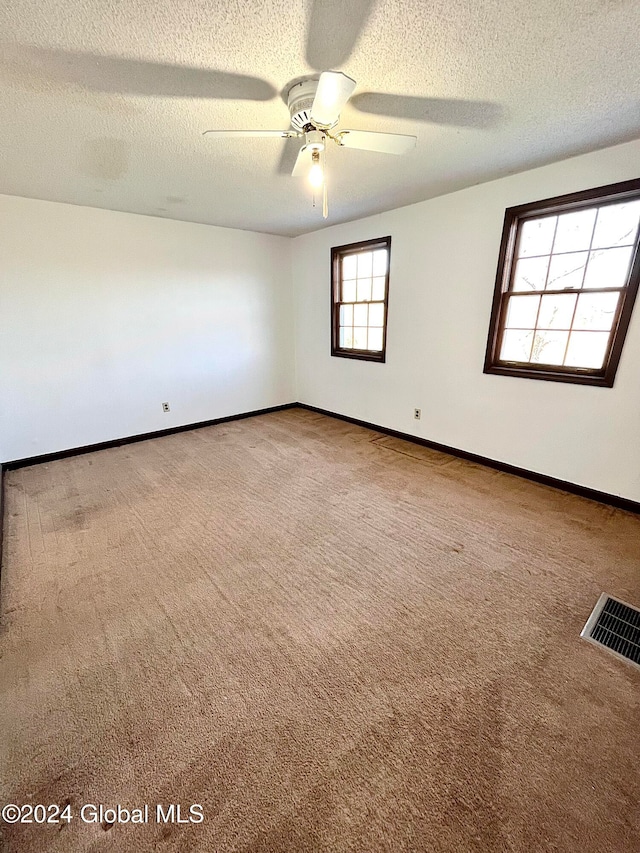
[331,236,391,362]
[484,178,640,387]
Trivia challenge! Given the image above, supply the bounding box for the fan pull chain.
[322,145,328,219]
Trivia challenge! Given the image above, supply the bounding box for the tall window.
[331,236,391,362]
[484,179,640,386]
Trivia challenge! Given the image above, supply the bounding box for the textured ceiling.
[1,0,639,236]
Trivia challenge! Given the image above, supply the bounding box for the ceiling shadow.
[351,92,506,129]
[1,44,277,101]
[305,0,377,71]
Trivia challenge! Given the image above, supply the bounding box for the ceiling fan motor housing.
[288,79,321,132]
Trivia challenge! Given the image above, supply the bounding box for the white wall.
[0,195,294,462]
[293,139,640,502]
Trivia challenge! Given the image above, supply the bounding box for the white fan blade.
[336,129,416,154]
[291,145,313,177]
[310,72,356,127]
[203,130,299,138]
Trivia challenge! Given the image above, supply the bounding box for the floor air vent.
[581,594,640,669]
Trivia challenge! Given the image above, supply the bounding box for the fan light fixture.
[203,71,417,221]
[308,150,324,188]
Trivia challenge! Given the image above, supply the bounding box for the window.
[331,236,391,362]
[484,179,640,386]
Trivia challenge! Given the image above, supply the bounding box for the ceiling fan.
[203,71,417,217]
[6,0,500,220]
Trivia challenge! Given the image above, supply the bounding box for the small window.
[484,179,640,386]
[331,236,391,362]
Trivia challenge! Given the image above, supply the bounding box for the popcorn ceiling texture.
[1,409,639,852]
[0,0,639,235]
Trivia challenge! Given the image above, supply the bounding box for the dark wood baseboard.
[297,403,640,516]
[4,403,298,470]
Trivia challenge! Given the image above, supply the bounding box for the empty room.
[1,1,639,851]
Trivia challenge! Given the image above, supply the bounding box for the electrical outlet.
[162,402,170,413]
[414,408,421,420]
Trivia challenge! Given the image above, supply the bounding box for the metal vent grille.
[581,594,640,669]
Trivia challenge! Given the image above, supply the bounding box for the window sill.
[331,348,386,363]
[483,362,613,387]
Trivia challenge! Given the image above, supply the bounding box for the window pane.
[333,238,390,362]
[353,327,368,349]
[486,188,640,384]
[340,304,353,325]
[371,276,386,300]
[573,292,619,331]
[357,252,373,277]
[356,278,372,301]
[583,246,633,289]
[342,255,357,279]
[564,331,610,368]
[368,328,383,351]
[591,201,640,249]
[505,294,540,328]
[518,216,556,257]
[546,251,588,290]
[537,293,576,329]
[512,256,549,291]
[500,329,534,362]
[353,304,368,326]
[530,330,569,365]
[339,327,353,348]
[369,304,385,327]
[552,208,597,253]
[342,279,356,302]
[372,250,388,276]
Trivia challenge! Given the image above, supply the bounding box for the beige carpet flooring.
[1,408,639,852]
